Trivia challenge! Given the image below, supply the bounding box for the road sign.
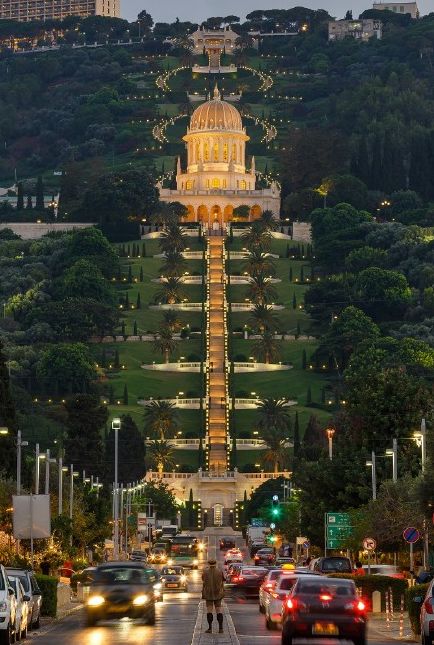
[363,537,376,550]
[403,527,420,544]
[137,514,155,532]
[296,536,308,545]
[303,540,310,549]
[327,525,352,539]
[251,518,267,527]
[326,538,347,549]
[327,512,351,526]
[272,495,279,501]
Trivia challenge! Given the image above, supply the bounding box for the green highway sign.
[327,525,352,539]
[327,512,351,526]
[326,538,347,549]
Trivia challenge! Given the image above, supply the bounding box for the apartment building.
[372,2,419,18]
[0,0,120,21]
[328,18,382,41]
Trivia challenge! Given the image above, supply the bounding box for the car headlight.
[154,582,162,590]
[87,595,105,607]
[193,559,198,565]
[0,601,8,611]
[133,594,149,606]
[180,575,187,583]
[167,559,173,565]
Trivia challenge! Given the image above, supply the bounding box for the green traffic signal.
[272,507,280,517]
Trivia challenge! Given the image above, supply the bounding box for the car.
[361,564,405,578]
[226,563,243,582]
[220,537,236,550]
[160,566,188,592]
[418,577,434,645]
[281,576,367,645]
[254,548,276,566]
[0,564,17,644]
[250,541,266,558]
[226,566,269,599]
[84,562,157,627]
[5,568,42,630]
[264,573,300,630]
[259,569,285,613]
[129,550,148,562]
[275,557,296,568]
[224,550,243,566]
[308,556,353,575]
[148,547,168,565]
[8,576,30,640]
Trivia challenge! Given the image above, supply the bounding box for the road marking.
[191,600,206,645]
[223,602,241,645]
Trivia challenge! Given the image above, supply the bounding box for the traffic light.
[271,494,280,517]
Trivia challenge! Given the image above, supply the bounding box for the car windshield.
[94,567,150,585]
[298,581,355,596]
[321,558,351,571]
[16,575,29,592]
[8,579,17,594]
[242,568,267,576]
[268,571,281,580]
[163,568,182,575]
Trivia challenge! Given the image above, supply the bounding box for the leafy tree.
[321,306,380,368]
[345,246,388,272]
[64,394,108,478]
[35,176,45,210]
[354,267,411,320]
[302,414,327,461]
[37,343,96,391]
[60,259,113,302]
[106,414,145,484]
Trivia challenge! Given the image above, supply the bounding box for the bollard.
[389,586,394,621]
[372,590,382,613]
[386,590,390,629]
[399,594,404,638]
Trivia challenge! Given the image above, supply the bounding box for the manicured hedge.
[328,574,408,610]
[35,574,58,617]
[405,583,429,635]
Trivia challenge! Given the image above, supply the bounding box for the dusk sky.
[124,1,431,23]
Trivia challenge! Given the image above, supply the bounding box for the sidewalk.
[191,601,240,645]
[369,613,417,642]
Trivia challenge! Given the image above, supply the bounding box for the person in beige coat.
[202,558,225,633]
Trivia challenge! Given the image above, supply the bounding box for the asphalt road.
[25,529,408,645]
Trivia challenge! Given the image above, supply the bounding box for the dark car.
[85,563,157,627]
[226,566,269,599]
[250,542,266,558]
[281,576,367,645]
[309,557,353,575]
[5,568,42,630]
[226,563,243,582]
[160,566,188,592]
[129,550,148,562]
[220,537,236,550]
[254,548,276,566]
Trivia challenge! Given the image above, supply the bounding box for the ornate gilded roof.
[189,85,243,133]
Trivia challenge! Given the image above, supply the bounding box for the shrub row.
[405,583,429,635]
[328,574,408,610]
[35,574,58,617]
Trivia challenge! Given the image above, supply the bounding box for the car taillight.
[254,555,259,560]
[233,576,244,583]
[264,583,273,589]
[357,600,366,612]
[425,599,434,615]
[286,598,296,610]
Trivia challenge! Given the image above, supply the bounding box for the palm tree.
[155,276,185,304]
[256,397,291,433]
[253,330,280,363]
[262,435,290,474]
[162,310,183,333]
[247,273,278,305]
[241,221,272,251]
[260,209,278,231]
[153,327,177,363]
[159,223,188,254]
[159,250,186,277]
[144,400,178,439]
[248,304,279,333]
[243,248,276,277]
[147,439,176,474]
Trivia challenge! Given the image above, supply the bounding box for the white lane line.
[223,602,241,645]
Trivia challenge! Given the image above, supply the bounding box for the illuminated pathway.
[206,235,229,471]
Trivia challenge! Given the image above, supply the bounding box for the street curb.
[190,601,240,645]
[29,604,83,638]
[191,600,206,645]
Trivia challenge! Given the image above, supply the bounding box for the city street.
[25,529,412,645]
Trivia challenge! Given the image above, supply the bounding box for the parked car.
[308,557,353,575]
[0,564,17,644]
[5,568,42,630]
[418,578,434,645]
[8,576,29,640]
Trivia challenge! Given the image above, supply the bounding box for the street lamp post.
[69,465,78,546]
[16,430,28,495]
[385,438,398,483]
[58,457,64,515]
[326,427,335,461]
[366,451,377,500]
[35,443,40,494]
[44,449,56,495]
[112,417,121,560]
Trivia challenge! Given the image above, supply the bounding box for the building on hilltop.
[0,0,120,21]
[328,18,382,41]
[190,26,239,69]
[372,1,419,18]
[159,87,280,232]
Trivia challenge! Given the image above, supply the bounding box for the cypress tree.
[300,267,304,283]
[26,194,33,209]
[36,176,44,210]
[188,488,195,528]
[140,266,144,282]
[134,320,138,335]
[136,292,141,309]
[321,387,326,404]
[101,348,107,368]
[286,243,290,258]
[125,292,130,308]
[123,384,129,405]
[293,412,301,457]
[292,293,297,309]
[108,384,115,404]
[128,265,133,283]
[16,182,24,210]
[198,436,204,469]
[296,322,301,337]
[306,386,312,405]
[121,321,126,336]
[127,244,131,256]
[289,267,293,282]
[117,266,122,281]
[142,243,146,257]
[114,349,120,368]
[231,433,238,468]
[302,349,307,370]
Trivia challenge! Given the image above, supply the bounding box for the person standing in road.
[202,558,225,634]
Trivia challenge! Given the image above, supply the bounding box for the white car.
[264,573,298,630]
[419,579,434,645]
[8,576,29,640]
[259,569,283,613]
[224,549,243,566]
[0,564,17,644]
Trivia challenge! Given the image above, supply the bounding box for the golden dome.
[190,86,243,133]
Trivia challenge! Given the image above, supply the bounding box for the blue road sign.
[403,526,420,544]
[303,540,310,549]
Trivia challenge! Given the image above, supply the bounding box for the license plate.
[312,623,339,636]
[167,583,178,588]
